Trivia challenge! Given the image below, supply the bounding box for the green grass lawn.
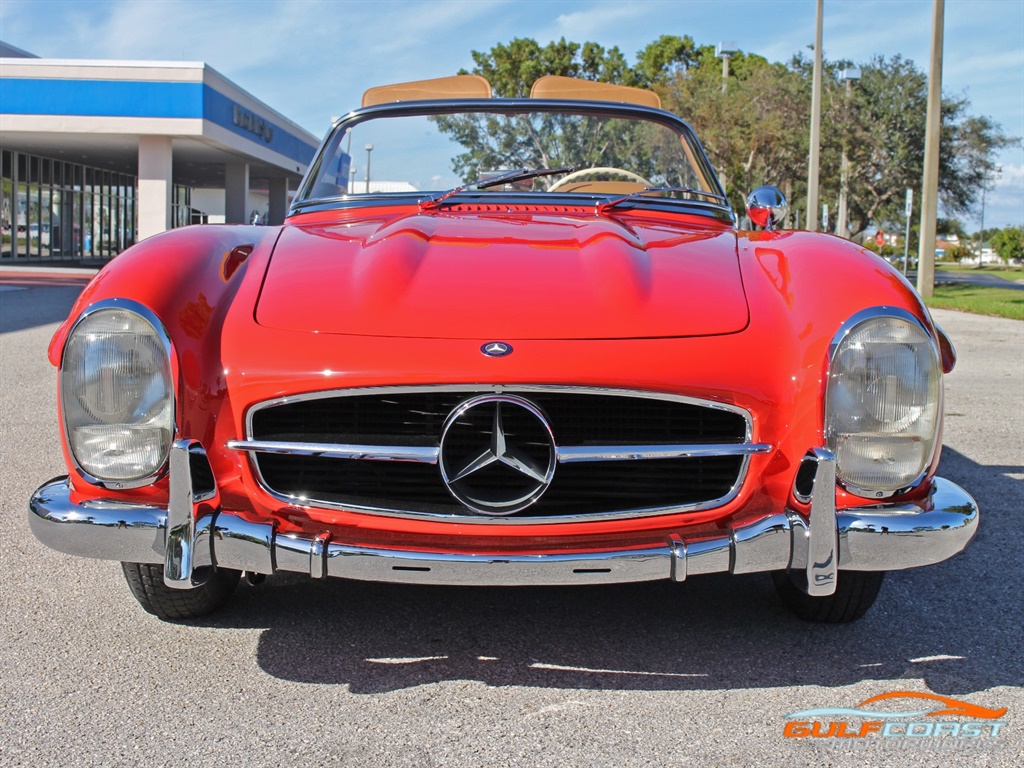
[924,283,1024,320]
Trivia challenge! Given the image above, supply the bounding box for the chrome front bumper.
[29,441,979,594]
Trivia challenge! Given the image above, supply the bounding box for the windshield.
[295,105,724,209]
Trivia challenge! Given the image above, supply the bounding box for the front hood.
[256,210,748,339]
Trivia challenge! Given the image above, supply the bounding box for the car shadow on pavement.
[0,283,82,334]
[187,444,1021,697]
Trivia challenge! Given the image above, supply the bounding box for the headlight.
[826,311,940,495]
[61,303,174,485]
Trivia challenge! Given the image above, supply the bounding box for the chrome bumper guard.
[29,441,979,594]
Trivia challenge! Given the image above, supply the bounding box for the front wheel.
[121,563,240,620]
[772,570,885,623]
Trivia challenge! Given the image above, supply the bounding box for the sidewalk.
[0,263,98,290]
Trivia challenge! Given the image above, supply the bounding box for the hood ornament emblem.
[481,341,513,357]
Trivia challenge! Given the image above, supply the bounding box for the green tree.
[990,226,1023,262]
[828,56,1015,238]
[976,226,1003,243]
[662,49,810,212]
[633,34,701,87]
[936,217,968,240]
[465,38,631,98]
[940,108,1015,218]
[432,36,702,184]
[834,56,927,237]
[947,244,974,263]
[434,38,1017,228]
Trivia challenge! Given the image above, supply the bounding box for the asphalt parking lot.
[1,277,1021,767]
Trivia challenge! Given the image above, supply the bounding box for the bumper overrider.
[29,440,978,595]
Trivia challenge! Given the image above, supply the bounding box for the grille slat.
[247,388,752,521]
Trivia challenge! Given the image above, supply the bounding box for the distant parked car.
[30,75,978,623]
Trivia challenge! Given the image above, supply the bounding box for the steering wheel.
[548,167,652,192]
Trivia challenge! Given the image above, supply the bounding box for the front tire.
[121,563,240,620]
[772,570,885,623]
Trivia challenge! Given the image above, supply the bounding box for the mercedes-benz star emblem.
[481,341,513,357]
[438,394,556,516]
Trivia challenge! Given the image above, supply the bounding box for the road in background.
[1,280,1020,768]
[906,268,1024,290]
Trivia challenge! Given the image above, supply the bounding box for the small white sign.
[905,188,913,217]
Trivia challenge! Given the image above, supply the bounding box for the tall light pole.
[836,67,861,239]
[977,165,1001,266]
[806,0,824,231]
[364,143,374,194]
[917,0,944,299]
[715,42,738,201]
[716,42,738,94]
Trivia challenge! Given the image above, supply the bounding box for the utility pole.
[979,175,987,267]
[917,0,944,298]
[836,68,861,239]
[806,0,823,231]
[976,165,1001,267]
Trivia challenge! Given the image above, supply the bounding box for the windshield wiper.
[597,186,729,214]
[420,167,574,211]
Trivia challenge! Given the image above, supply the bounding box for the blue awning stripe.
[1,78,317,166]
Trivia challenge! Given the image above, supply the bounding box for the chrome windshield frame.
[291,98,730,218]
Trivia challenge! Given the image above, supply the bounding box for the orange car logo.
[783,690,1007,740]
[857,691,1006,720]
[787,690,1007,720]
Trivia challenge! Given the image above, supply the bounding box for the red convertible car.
[30,75,978,622]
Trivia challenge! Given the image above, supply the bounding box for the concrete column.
[137,136,173,240]
[225,163,249,224]
[268,177,289,225]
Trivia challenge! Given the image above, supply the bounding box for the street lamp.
[364,144,374,194]
[836,67,861,239]
[715,42,739,198]
[715,42,738,94]
[349,166,357,193]
[977,164,1001,267]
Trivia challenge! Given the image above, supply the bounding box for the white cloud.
[542,5,640,44]
[988,163,1024,224]
[995,164,1024,187]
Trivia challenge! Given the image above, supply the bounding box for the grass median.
[924,283,1023,320]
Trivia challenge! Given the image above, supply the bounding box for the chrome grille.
[232,386,767,524]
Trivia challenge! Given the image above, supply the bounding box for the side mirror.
[746,186,788,231]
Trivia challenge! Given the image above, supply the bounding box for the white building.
[1,43,320,264]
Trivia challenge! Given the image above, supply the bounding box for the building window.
[1,149,138,264]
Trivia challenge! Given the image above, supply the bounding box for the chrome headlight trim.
[825,306,941,499]
[59,298,177,489]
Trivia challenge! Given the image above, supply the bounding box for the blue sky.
[2,0,1021,228]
